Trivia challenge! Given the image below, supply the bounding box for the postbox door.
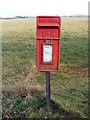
[37,16,61,71]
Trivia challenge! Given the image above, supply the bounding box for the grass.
[2,18,88,118]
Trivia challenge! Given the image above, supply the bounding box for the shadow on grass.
[2,93,82,119]
[31,96,82,118]
[50,99,81,118]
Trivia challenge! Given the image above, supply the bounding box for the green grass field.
[2,18,88,119]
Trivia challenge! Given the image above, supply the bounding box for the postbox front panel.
[37,16,61,71]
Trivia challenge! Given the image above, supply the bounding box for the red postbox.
[37,16,61,71]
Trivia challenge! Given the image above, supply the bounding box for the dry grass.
[3,64,44,99]
[60,62,88,77]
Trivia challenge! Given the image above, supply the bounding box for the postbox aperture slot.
[37,25,59,28]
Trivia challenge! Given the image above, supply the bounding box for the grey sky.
[0,0,89,18]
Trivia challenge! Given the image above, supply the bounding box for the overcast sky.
[0,0,89,18]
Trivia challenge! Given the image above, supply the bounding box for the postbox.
[36,16,61,71]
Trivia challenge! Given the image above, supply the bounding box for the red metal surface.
[36,16,61,71]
